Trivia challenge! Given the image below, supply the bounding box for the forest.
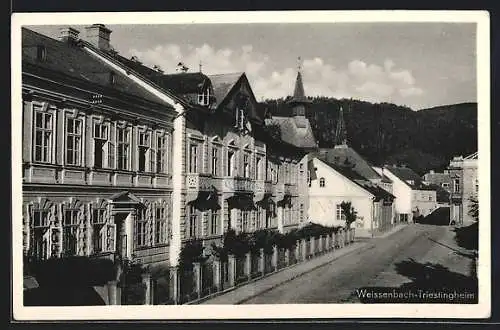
[262,97,477,175]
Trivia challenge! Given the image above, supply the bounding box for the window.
[235,108,245,130]
[155,206,167,244]
[156,134,168,173]
[37,45,47,61]
[299,203,304,222]
[93,123,109,168]
[210,209,219,236]
[117,127,130,170]
[307,171,311,187]
[33,110,53,163]
[63,209,79,256]
[189,144,198,173]
[453,178,460,193]
[227,149,235,176]
[243,152,251,178]
[256,156,262,180]
[198,88,210,106]
[256,208,263,229]
[32,210,50,228]
[475,179,479,193]
[336,204,346,221]
[442,182,450,189]
[138,131,151,172]
[65,117,83,166]
[242,211,249,232]
[211,147,219,176]
[284,164,290,184]
[428,195,433,201]
[319,177,326,188]
[91,208,106,253]
[135,209,148,248]
[188,205,198,238]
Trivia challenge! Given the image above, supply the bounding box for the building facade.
[22,24,310,276]
[422,169,452,193]
[448,152,478,225]
[22,27,176,269]
[308,157,395,237]
[378,165,438,223]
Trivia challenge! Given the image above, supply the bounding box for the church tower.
[286,57,311,120]
[334,105,348,148]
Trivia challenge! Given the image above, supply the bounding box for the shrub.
[340,201,358,229]
[179,239,205,271]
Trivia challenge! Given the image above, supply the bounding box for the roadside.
[198,223,408,305]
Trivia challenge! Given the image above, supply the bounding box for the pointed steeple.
[287,56,310,117]
[335,105,348,147]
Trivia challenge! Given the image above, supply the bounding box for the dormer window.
[36,45,47,61]
[198,88,210,106]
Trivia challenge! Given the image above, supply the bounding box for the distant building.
[422,169,452,193]
[377,165,438,223]
[448,152,478,225]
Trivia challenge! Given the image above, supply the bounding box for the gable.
[310,158,373,198]
[219,75,262,125]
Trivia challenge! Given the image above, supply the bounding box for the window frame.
[188,143,199,173]
[137,129,152,173]
[135,208,148,248]
[453,178,460,193]
[92,121,110,169]
[65,115,84,166]
[116,125,131,171]
[319,177,326,188]
[188,205,198,238]
[154,204,168,245]
[33,106,55,164]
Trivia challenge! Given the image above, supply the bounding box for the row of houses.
[21,24,445,298]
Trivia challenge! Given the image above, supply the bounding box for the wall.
[379,168,413,218]
[308,158,373,230]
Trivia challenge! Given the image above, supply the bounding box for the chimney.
[84,24,112,51]
[59,27,80,43]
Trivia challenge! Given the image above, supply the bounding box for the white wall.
[378,168,413,217]
[308,158,374,229]
[412,190,438,217]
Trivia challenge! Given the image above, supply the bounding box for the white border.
[11,10,491,320]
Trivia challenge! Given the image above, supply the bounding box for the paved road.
[242,224,475,304]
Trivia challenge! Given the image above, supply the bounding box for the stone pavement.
[198,223,408,305]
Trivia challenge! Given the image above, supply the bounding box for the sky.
[28,23,477,110]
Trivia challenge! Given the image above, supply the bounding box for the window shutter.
[101,223,116,252]
[50,226,61,258]
[150,149,156,173]
[108,142,115,169]
[43,228,52,260]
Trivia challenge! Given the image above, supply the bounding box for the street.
[241,224,477,304]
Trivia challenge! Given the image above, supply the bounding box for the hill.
[262,97,477,175]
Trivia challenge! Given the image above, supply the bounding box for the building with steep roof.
[264,68,318,151]
[447,152,478,225]
[376,165,438,223]
[308,157,395,237]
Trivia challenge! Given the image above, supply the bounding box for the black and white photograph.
[11,11,490,320]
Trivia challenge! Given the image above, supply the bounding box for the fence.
[143,227,357,305]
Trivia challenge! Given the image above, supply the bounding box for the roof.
[208,72,244,107]
[22,28,170,107]
[265,116,318,149]
[317,159,395,202]
[464,151,478,160]
[316,146,382,181]
[385,165,435,191]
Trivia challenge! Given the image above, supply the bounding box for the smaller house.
[377,165,438,223]
[308,157,395,237]
[422,169,452,193]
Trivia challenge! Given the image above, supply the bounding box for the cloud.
[127,43,424,105]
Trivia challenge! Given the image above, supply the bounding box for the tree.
[340,201,357,229]
[468,195,479,222]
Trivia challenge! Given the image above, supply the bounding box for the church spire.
[290,57,307,103]
[335,105,348,146]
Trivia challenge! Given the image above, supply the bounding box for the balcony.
[186,173,214,192]
[284,183,298,196]
[221,176,255,193]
